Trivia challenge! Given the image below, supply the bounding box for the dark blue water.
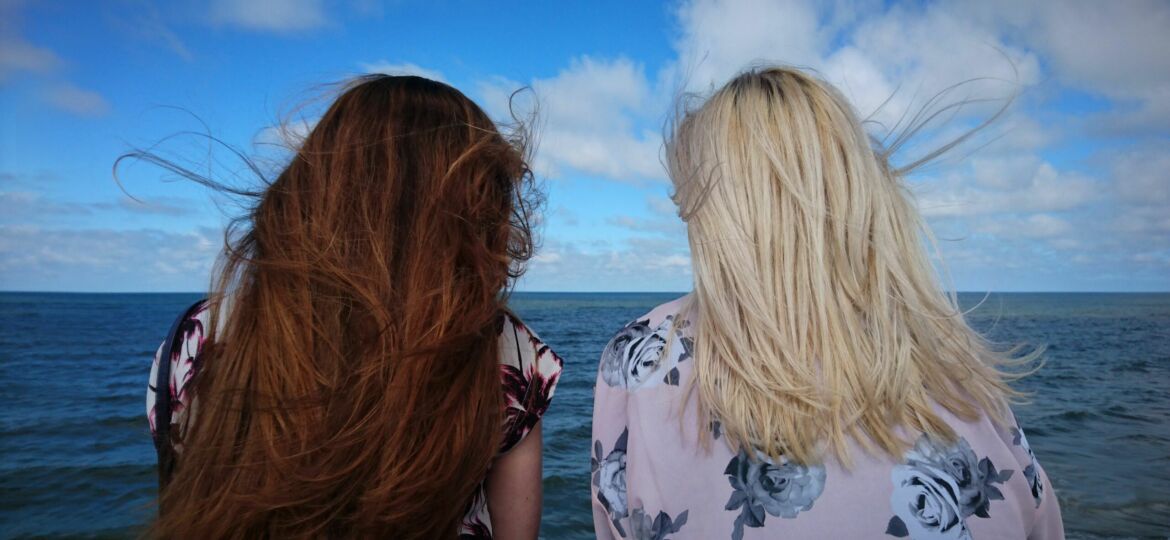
[1,292,1168,538]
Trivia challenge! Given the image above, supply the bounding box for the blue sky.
[1,0,1167,292]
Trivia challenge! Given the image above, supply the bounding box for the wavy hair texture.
[128,75,540,538]
[666,67,1036,466]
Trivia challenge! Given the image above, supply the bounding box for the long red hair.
[150,75,537,538]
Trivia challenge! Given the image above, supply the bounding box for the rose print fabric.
[885,435,1015,540]
[723,449,826,539]
[592,296,1064,539]
[147,304,562,539]
[599,314,693,390]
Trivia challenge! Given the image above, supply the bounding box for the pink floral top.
[147,301,563,539]
[592,296,1064,540]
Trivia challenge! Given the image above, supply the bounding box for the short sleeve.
[146,302,209,448]
[1028,458,1063,540]
[146,340,167,435]
[1006,415,1065,540]
[497,313,563,454]
[590,297,690,539]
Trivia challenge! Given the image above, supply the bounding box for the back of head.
[666,67,1025,465]
[155,75,536,538]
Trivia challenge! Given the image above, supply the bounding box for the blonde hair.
[667,67,1034,465]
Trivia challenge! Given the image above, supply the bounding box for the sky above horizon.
[1,0,1167,292]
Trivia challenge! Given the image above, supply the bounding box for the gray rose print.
[600,316,692,390]
[723,450,826,540]
[1012,426,1044,508]
[886,435,1014,539]
[887,460,969,540]
[592,429,630,536]
[909,436,1013,518]
[628,507,688,540]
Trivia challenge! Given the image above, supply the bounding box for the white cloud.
[1,191,197,222]
[670,0,1038,129]
[960,0,1170,133]
[1111,206,1170,238]
[604,195,688,237]
[0,226,221,292]
[1111,145,1170,206]
[491,0,1043,186]
[477,0,1167,290]
[478,57,666,182]
[922,139,1170,290]
[519,238,692,292]
[833,2,1037,106]
[478,0,1165,291]
[976,214,1074,239]
[43,83,110,116]
[0,37,62,80]
[532,252,561,264]
[0,11,113,118]
[1028,1,1170,102]
[130,4,194,61]
[0,191,90,219]
[672,0,828,93]
[606,215,685,236]
[549,205,579,226]
[100,196,196,217]
[359,61,447,83]
[1107,145,1170,237]
[210,0,327,32]
[8,0,1166,292]
[915,161,1096,218]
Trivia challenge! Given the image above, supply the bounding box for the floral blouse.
[592,296,1064,540]
[147,301,563,539]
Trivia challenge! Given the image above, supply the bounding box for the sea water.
[1,292,1167,538]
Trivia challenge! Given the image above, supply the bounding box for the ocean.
[1,292,1167,538]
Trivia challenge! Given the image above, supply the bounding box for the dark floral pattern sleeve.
[145,300,209,450]
[147,304,562,540]
[459,487,493,539]
[459,312,564,537]
[497,312,564,454]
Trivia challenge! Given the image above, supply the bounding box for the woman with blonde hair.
[591,67,1063,539]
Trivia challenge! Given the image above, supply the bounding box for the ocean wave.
[1101,405,1157,423]
[1041,409,1099,426]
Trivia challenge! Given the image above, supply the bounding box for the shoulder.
[154,299,211,376]
[497,311,562,375]
[496,311,564,453]
[597,295,694,391]
[176,300,211,361]
[147,299,211,439]
[188,300,211,335]
[637,295,691,329]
